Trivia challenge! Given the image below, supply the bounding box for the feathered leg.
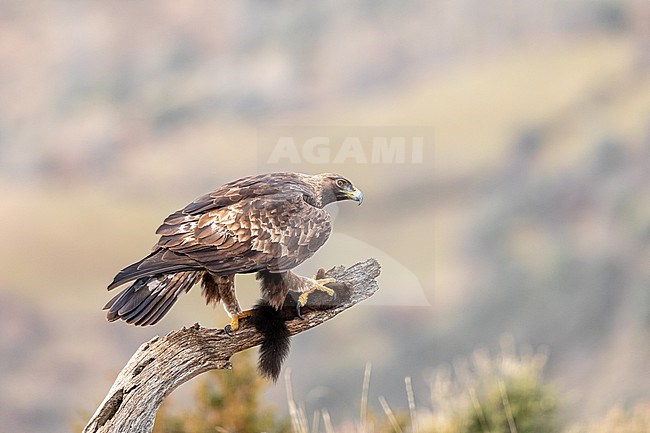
[201,273,251,333]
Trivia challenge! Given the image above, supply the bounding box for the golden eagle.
[104,172,362,379]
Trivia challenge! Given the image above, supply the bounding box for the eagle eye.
[336,179,348,189]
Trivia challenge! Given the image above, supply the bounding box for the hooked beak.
[348,188,363,205]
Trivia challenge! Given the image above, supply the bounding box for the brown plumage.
[104,172,363,327]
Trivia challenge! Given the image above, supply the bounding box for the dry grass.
[567,404,650,433]
[283,338,649,433]
[283,337,560,433]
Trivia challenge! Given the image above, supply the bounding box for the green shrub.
[421,339,561,433]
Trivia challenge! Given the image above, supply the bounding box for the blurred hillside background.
[1,1,650,432]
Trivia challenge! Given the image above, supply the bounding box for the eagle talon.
[312,277,336,286]
[296,277,338,311]
[223,310,253,336]
[295,300,304,320]
[224,317,239,336]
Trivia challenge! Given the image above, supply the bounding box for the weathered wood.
[83,259,381,433]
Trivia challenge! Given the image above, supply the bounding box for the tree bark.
[83,258,381,433]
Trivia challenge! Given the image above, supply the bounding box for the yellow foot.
[224,310,253,335]
[296,277,337,318]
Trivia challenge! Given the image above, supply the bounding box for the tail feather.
[250,300,291,382]
[105,278,151,320]
[135,278,189,326]
[104,271,199,326]
[142,291,180,326]
[126,276,180,325]
[107,249,199,290]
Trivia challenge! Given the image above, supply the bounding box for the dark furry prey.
[250,300,291,381]
[249,272,353,380]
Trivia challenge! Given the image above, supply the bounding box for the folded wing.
[108,192,331,290]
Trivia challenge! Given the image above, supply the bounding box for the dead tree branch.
[83,258,381,433]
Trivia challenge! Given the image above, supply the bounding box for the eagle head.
[317,173,363,207]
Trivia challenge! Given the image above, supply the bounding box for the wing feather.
[110,173,331,289]
[157,193,331,275]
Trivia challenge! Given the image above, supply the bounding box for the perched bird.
[104,172,363,380]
